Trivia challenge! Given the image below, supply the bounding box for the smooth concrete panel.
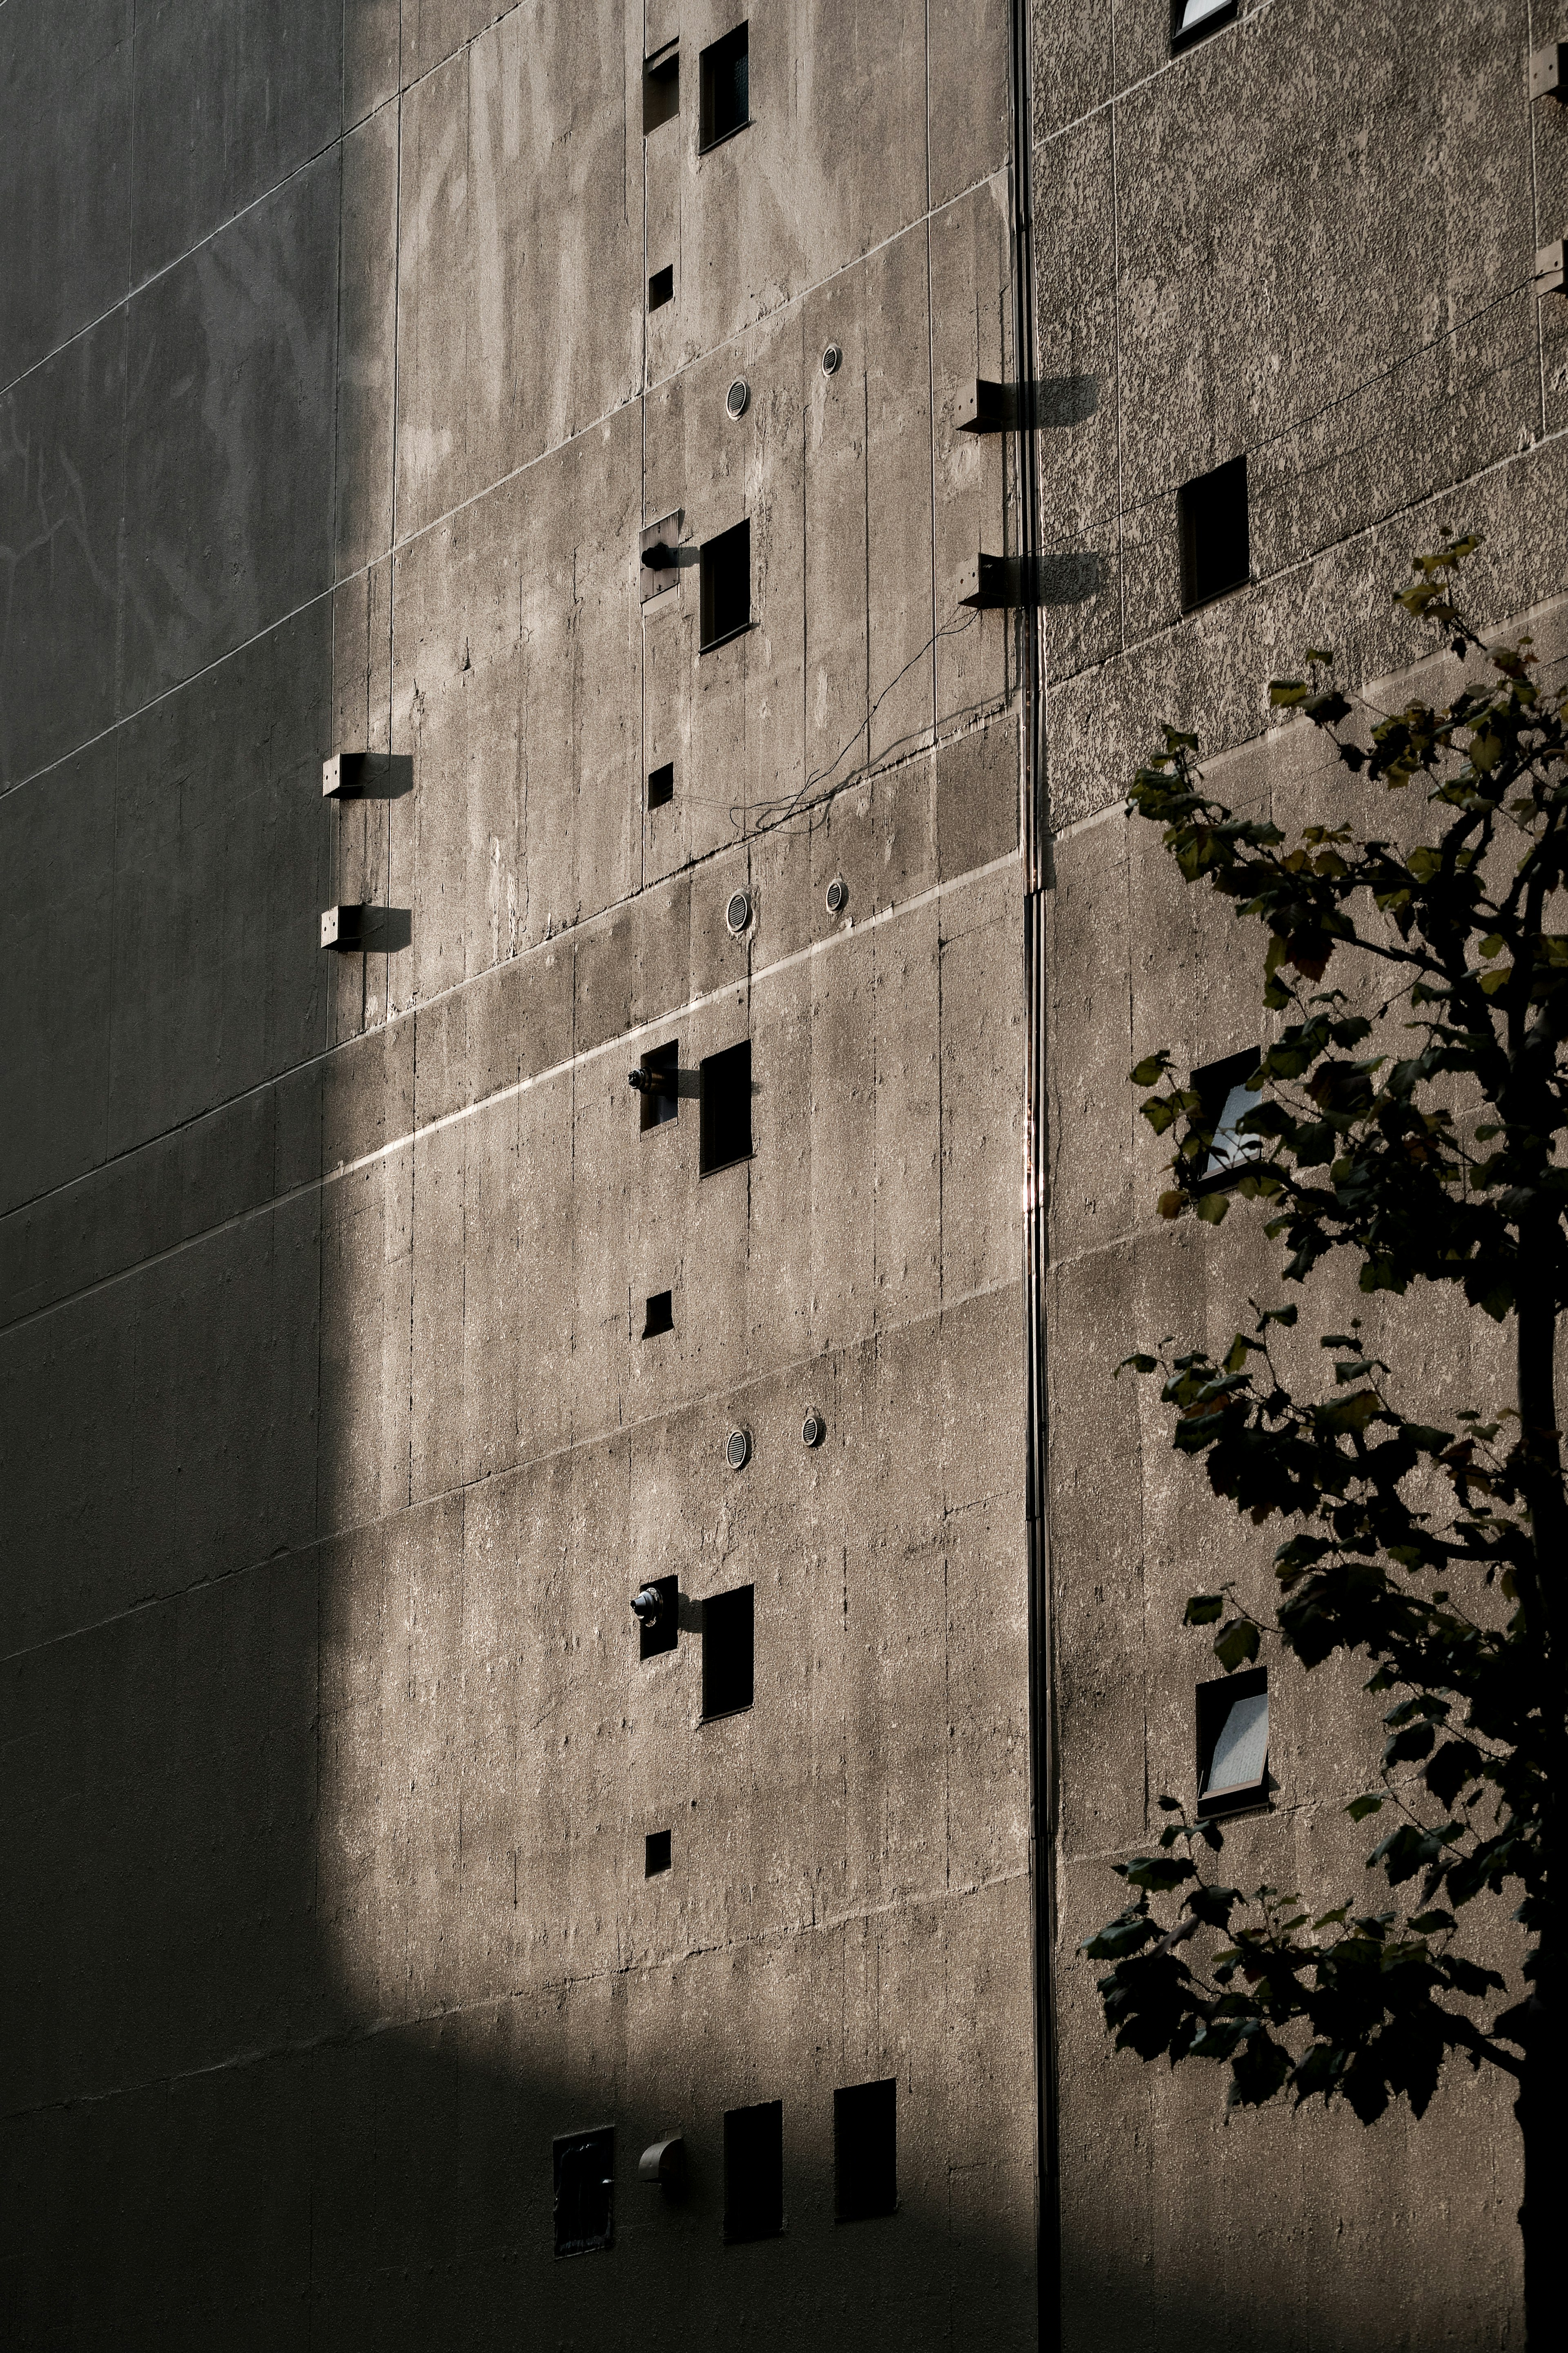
[129,0,345,278]
[0,0,133,387]
[118,153,339,709]
[0,310,126,787]
[335,100,400,580]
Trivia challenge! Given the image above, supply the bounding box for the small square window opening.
[645,1828,672,1876]
[1178,453,1249,611]
[643,1288,674,1338]
[1198,1667,1270,1814]
[702,1584,754,1719]
[648,264,675,311]
[699,518,751,649]
[723,2099,782,2242]
[638,1572,679,1661]
[1192,1048,1263,1189]
[553,2128,615,2257]
[643,49,679,134]
[647,761,675,809]
[639,1039,679,1132]
[699,1039,752,1173]
[699,24,749,150]
[834,2079,897,2222]
[1172,0,1238,50]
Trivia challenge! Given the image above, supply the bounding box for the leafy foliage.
[1087,541,1564,2137]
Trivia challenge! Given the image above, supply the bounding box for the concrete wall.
[2,2,1033,2346]
[1035,4,1552,2346]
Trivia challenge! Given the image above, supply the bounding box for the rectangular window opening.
[647,761,675,809]
[648,263,674,311]
[699,518,751,650]
[702,1584,754,1720]
[639,1039,680,1132]
[1172,0,1238,49]
[1198,1667,1270,1815]
[723,2099,782,2243]
[699,23,749,150]
[639,1572,679,1662]
[643,49,679,134]
[553,2128,614,2257]
[834,2079,897,2223]
[1178,454,1249,611]
[645,1828,672,1877]
[642,1288,674,1338]
[1192,1047,1262,1189]
[699,1038,752,1173]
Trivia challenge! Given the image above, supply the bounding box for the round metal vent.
[725,1428,751,1471]
[825,876,847,916]
[726,889,751,936]
[725,377,750,420]
[801,1409,825,1449]
[821,342,843,378]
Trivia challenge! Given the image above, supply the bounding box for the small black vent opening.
[702,1584,754,1719]
[639,1039,679,1132]
[834,2079,897,2222]
[699,1038,752,1173]
[648,264,674,310]
[648,761,675,808]
[645,1828,672,1876]
[643,49,679,134]
[553,2128,614,2257]
[1179,454,1249,611]
[723,2099,782,2242]
[699,24,749,150]
[699,519,751,649]
[643,1288,674,1338]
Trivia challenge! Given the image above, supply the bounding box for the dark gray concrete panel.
[118,153,339,709]
[107,604,333,1157]
[129,0,345,279]
[0,737,117,1216]
[0,309,126,787]
[0,0,133,388]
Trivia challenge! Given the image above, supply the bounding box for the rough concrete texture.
[1036,6,1549,2346]
[2,3,1031,2346]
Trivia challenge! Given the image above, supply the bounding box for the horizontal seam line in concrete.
[4,1863,1031,2121]
[0,830,1022,1297]
[0,163,1005,814]
[0,1303,1029,1655]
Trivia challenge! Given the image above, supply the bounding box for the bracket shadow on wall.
[957,375,1099,433]
[321,752,413,799]
[641,511,687,604]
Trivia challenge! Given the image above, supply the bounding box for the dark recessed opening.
[1171,0,1239,52]
[1191,1046,1262,1190]
[643,49,679,134]
[648,264,674,311]
[723,2099,782,2242]
[642,1288,674,1338]
[699,1039,752,1173]
[639,1039,679,1132]
[1178,453,1249,611]
[834,2079,897,2222]
[699,518,751,649]
[647,761,675,809]
[1197,1666,1270,1815]
[553,2128,614,2257]
[639,1572,679,1661]
[645,1828,672,1876]
[702,1584,753,1719]
[699,23,749,150]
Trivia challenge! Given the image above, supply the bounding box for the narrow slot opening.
[644,1829,672,1876]
[699,24,749,150]
[638,1572,679,1662]
[1190,1047,1263,1189]
[648,263,674,311]
[1171,0,1238,52]
[552,2128,615,2257]
[699,518,751,649]
[642,1288,674,1338]
[647,761,675,809]
[1178,454,1249,611]
[1197,1667,1270,1814]
[834,2079,897,2222]
[702,1584,754,1719]
[639,1039,679,1132]
[723,2099,782,2242]
[643,49,679,134]
[699,1039,752,1172]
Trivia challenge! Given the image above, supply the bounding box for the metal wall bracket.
[640,510,684,603]
[1532,42,1567,102]
[321,905,367,950]
[1536,239,1566,298]
[957,553,1036,609]
[956,378,1021,433]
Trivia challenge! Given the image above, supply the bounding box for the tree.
[1083,540,1562,2347]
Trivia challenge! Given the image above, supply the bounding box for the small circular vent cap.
[726,377,750,420]
[825,876,847,916]
[726,889,751,935]
[726,1428,751,1471]
[801,1409,825,1448]
[821,343,843,377]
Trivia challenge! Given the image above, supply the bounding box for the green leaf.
[1131,1054,1172,1086]
[1195,1190,1230,1226]
[1214,1618,1261,1671]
